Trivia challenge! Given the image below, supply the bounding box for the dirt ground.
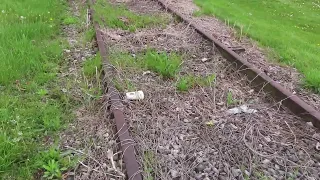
[99,0,320,180]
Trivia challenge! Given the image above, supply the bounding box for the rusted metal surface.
[89,1,143,180]
[157,0,320,128]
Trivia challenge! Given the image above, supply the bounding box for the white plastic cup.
[126,91,144,100]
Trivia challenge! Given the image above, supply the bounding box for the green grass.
[0,0,78,179]
[109,49,183,79]
[83,54,103,77]
[176,74,215,92]
[84,27,96,42]
[93,0,169,32]
[194,0,320,92]
[113,78,136,92]
[62,16,79,25]
[143,151,155,180]
[109,50,143,71]
[145,50,182,79]
[226,91,239,106]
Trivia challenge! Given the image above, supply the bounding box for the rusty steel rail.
[89,1,143,180]
[156,0,320,128]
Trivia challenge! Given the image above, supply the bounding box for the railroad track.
[89,0,320,179]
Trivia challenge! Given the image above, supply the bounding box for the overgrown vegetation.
[109,49,182,78]
[83,54,103,77]
[226,91,238,106]
[37,148,79,180]
[194,0,320,92]
[93,0,169,32]
[145,50,182,79]
[109,49,216,92]
[0,0,81,179]
[62,15,79,25]
[113,78,136,92]
[176,74,215,92]
[143,151,156,180]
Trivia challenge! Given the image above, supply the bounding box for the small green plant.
[145,50,182,79]
[226,91,238,106]
[253,171,269,180]
[93,0,169,32]
[143,151,155,180]
[176,74,215,92]
[43,159,66,179]
[37,89,49,97]
[83,54,102,77]
[113,78,136,92]
[200,74,216,86]
[176,75,196,92]
[84,28,96,42]
[287,169,299,180]
[109,50,142,71]
[62,16,78,25]
[42,104,62,131]
[37,148,78,179]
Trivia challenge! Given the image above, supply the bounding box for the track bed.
[95,0,320,179]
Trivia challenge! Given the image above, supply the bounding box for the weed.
[83,54,103,77]
[63,16,79,25]
[113,78,136,92]
[200,74,216,86]
[84,27,96,42]
[36,147,79,179]
[253,171,269,180]
[93,0,169,32]
[43,160,64,179]
[226,91,238,106]
[143,151,155,180]
[145,49,182,79]
[109,50,142,71]
[176,74,215,92]
[176,75,196,92]
[37,89,49,97]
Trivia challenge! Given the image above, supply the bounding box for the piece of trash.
[126,90,144,100]
[227,105,257,114]
[217,102,224,106]
[229,123,238,129]
[205,120,217,126]
[143,71,151,76]
[248,89,254,94]
[312,133,320,140]
[306,122,314,127]
[316,142,320,151]
[201,57,209,62]
[264,136,271,142]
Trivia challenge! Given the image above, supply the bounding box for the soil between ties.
[97,0,320,179]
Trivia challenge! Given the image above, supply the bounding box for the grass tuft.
[176,74,215,92]
[93,0,169,32]
[176,75,196,92]
[143,151,155,180]
[145,49,182,79]
[83,54,103,77]
[62,16,79,25]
